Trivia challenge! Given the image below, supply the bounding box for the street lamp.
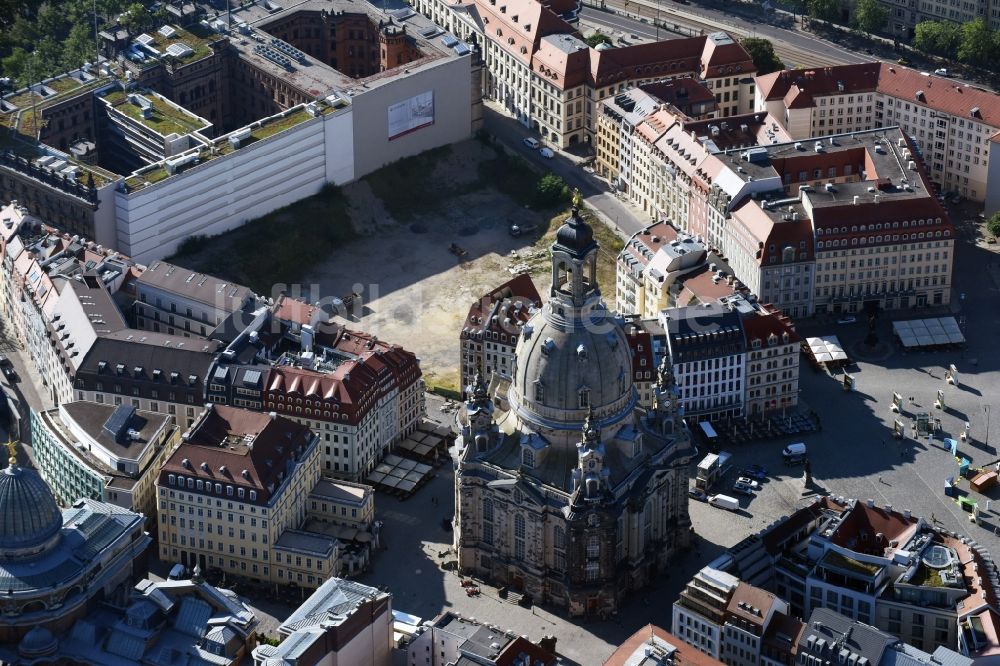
[985,405,992,450]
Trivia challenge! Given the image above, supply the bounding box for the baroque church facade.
[453,207,696,617]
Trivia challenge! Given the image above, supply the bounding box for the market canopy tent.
[805,335,849,364]
[892,317,965,349]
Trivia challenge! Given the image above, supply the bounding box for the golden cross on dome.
[5,436,17,467]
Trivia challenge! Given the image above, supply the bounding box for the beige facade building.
[156,404,343,591]
[755,62,1000,210]
[31,402,180,525]
[412,0,755,148]
[879,0,1000,36]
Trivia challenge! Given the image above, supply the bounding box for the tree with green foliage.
[988,212,1000,239]
[912,20,961,58]
[535,173,571,208]
[585,32,613,48]
[958,18,998,66]
[807,0,842,22]
[853,0,888,35]
[740,37,783,75]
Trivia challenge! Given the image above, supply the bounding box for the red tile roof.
[604,625,725,666]
[495,636,557,666]
[726,582,781,627]
[829,501,919,556]
[272,294,319,327]
[158,405,315,505]
[757,62,1000,128]
[463,273,541,340]
[741,307,800,347]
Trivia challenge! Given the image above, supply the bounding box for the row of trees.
[785,0,888,35]
[913,18,1000,68]
[0,0,166,91]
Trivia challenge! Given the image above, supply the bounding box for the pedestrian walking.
[931,513,937,524]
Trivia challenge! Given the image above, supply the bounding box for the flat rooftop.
[229,0,461,97]
[60,401,172,461]
[102,89,210,137]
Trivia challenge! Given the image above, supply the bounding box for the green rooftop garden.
[251,110,314,140]
[145,23,221,66]
[909,564,944,588]
[822,550,882,577]
[104,89,207,136]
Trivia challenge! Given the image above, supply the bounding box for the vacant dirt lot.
[172,139,622,393]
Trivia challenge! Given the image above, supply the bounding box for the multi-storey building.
[741,307,800,419]
[877,0,1000,36]
[156,404,341,590]
[134,260,255,338]
[672,567,791,666]
[73,330,220,430]
[1,0,478,264]
[459,273,541,390]
[616,222,741,319]
[412,0,755,147]
[661,300,747,422]
[797,607,972,666]
[7,572,261,665]
[261,326,424,481]
[755,63,1000,210]
[402,611,557,666]
[655,294,800,423]
[605,624,727,666]
[0,203,134,406]
[31,402,180,525]
[252,577,393,666]
[0,453,150,645]
[708,495,1000,659]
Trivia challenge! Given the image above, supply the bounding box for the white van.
[709,494,740,511]
[522,137,540,149]
[782,442,807,458]
[168,564,186,580]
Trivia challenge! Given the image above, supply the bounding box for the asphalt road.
[482,103,649,237]
[581,0,873,69]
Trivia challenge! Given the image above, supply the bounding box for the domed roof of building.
[0,461,63,553]
[510,305,634,428]
[554,208,596,256]
[18,626,58,657]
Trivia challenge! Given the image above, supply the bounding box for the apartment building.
[653,294,800,422]
[307,477,375,531]
[412,0,754,147]
[660,300,747,422]
[797,607,972,666]
[459,273,541,390]
[252,577,392,666]
[755,62,1000,210]
[31,402,179,524]
[712,495,1000,659]
[262,326,424,481]
[879,0,1000,36]
[0,203,134,406]
[741,307,800,418]
[134,260,255,338]
[605,625,727,666]
[403,611,557,666]
[156,404,346,590]
[616,222,740,319]
[73,330,220,430]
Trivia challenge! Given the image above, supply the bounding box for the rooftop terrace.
[130,23,223,68]
[103,89,209,136]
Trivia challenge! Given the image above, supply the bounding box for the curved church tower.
[453,208,696,617]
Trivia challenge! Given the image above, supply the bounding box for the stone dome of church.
[510,306,633,425]
[18,626,58,658]
[508,207,635,431]
[0,462,63,555]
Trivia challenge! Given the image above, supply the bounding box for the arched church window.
[578,387,590,409]
[522,447,535,468]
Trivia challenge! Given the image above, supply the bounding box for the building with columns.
[453,207,696,617]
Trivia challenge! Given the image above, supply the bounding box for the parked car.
[740,467,767,482]
[688,487,708,502]
[736,477,761,491]
[539,147,554,159]
[522,137,540,149]
[0,354,10,368]
[837,315,857,325]
[168,564,187,580]
[1,366,17,382]
[934,68,949,76]
[732,481,756,496]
